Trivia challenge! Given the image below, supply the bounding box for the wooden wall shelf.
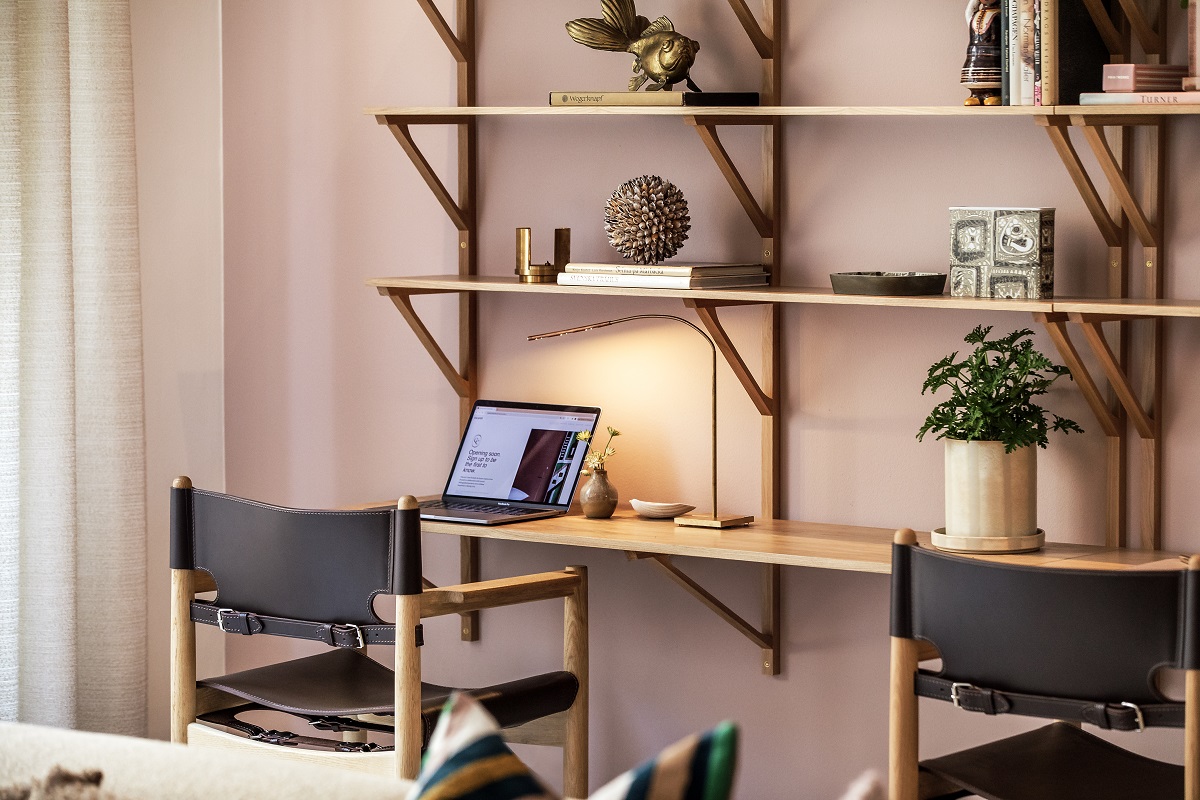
[369,105,1194,118]
[371,0,1182,673]
[419,512,1184,573]
[370,276,1200,318]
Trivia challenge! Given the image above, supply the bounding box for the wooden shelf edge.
[367,104,1074,118]
[367,104,1197,118]
[368,276,1200,318]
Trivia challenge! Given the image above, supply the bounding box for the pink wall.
[220,1,1200,795]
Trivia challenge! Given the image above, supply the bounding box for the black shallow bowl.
[830,271,948,296]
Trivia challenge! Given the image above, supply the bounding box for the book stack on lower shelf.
[1079,63,1199,105]
[558,262,769,289]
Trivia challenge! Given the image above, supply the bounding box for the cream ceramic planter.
[934,439,1044,554]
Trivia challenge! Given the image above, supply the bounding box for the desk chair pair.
[888,528,1200,800]
[169,478,588,796]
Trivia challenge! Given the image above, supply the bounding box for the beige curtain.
[0,0,147,735]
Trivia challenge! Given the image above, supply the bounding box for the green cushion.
[411,693,738,800]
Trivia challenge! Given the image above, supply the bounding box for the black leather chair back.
[171,486,422,625]
[891,543,1200,705]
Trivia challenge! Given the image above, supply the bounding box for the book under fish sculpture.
[566,0,702,92]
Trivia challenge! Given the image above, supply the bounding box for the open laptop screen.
[443,401,601,508]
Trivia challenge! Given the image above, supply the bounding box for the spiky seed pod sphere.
[604,175,690,265]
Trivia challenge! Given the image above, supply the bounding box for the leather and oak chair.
[169,478,588,795]
[888,528,1200,800]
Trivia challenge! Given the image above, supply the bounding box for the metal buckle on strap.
[1120,701,1146,732]
[216,608,236,633]
[950,682,976,709]
[332,623,365,649]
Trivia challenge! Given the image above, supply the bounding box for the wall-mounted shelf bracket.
[1039,309,1159,439]
[685,299,775,416]
[725,0,772,58]
[686,117,774,240]
[415,0,468,63]
[378,116,471,233]
[1038,115,1162,249]
[379,287,471,398]
[1079,0,1165,59]
[627,552,782,676]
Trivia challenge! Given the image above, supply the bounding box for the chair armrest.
[420,570,582,618]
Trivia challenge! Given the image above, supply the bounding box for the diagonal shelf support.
[686,299,774,416]
[1038,118,1122,246]
[725,0,772,58]
[381,288,471,398]
[1080,0,1129,57]
[1073,116,1159,248]
[628,552,781,675]
[1071,314,1156,440]
[1113,0,1163,56]
[1035,313,1121,438]
[687,119,773,238]
[381,119,469,232]
[415,0,467,62]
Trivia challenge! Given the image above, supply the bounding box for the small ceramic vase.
[579,468,618,519]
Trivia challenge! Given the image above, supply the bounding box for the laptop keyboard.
[422,500,533,516]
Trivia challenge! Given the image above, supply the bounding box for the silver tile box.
[949,207,1054,299]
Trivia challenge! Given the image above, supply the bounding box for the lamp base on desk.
[674,513,755,529]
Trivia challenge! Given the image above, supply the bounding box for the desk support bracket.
[628,552,782,676]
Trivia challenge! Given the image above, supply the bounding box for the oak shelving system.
[372,0,1187,674]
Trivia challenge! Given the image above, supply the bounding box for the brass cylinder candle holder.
[515,227,570,283]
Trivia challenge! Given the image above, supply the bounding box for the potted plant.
[917,325,1083,553]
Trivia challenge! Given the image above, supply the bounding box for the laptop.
[420,400,602,525]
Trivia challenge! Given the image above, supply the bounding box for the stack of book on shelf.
[548,91,759,107]
[557,263,769,289]
[1079,63,1198,105]
[997,0,1109,105]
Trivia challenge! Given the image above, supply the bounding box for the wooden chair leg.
[170,568,197,744]
[889,634,920,800]
[563,565,588,798]
[396,592,423,781]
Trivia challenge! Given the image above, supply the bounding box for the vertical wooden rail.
[457,0,481,640]
[760,0,783,675]
[170,568,196,744]
[1140,117,1166,550]
[763,0,782,525]
[1104,120,1131,549]
[563,566,589,798]
[888,530,919,800]
[1187,558,1200,800]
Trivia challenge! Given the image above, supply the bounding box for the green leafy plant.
[577,426,621,472]
[917,326,1083,452]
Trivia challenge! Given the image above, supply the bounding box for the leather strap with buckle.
[915,672,1182,731]
[190,601,395,647]
[198,705,395,752]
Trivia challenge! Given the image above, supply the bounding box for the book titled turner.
[1079,91,1200,105]
[549,91,759,107]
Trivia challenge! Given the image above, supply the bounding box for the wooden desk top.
[414,509,1185,573]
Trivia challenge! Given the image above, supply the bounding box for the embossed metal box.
[949,207,1055,299]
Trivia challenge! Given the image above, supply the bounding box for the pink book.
[1102,64,1187,92]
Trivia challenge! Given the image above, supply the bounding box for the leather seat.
[169,479,588,795]
[888,528,1200,800]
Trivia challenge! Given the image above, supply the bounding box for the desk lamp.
[529,314,753,529]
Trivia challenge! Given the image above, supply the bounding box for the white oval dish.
[630,499,696,519]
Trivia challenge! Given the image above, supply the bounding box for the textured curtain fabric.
[0,0,147,735]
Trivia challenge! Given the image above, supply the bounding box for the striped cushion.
[412,693,738,800]
[587,720,738,800]
[411,692,555,800]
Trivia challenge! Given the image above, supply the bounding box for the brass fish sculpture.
[566,0,701,92]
